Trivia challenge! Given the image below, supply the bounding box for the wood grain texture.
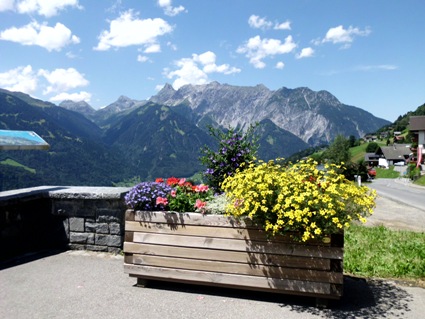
[124,210,344,299]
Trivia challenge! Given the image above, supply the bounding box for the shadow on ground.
[288,276,413,318]
[142,275,413,318]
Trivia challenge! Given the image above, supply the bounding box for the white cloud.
[0,0,14,11]
[248,15,291,31]
[237,35,297,69]
[355,64,398,71]
[320,25,371,48]
[275,61,285,69]
[49,91,91,103]
[2,0,83,17]
[38,67,88,94]
[296,47,314,59]
[165,51,240,89]
[157,0,185,16]
[137,55,149,62]
[248,15,273,30]
[144,43,161,53]
[0,21,80,51]
[0,65,38,94]
[94,10,173,51]
[274,20,291,30]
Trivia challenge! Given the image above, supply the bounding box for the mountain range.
[0,83,391,191]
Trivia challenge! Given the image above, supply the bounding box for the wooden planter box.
[124,210,344,304]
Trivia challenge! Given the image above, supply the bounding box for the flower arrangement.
[200,124,258,192]
[221,158,376,242]
[125,177,214,213]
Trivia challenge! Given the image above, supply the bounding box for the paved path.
[1,250,425,319]
[365,178,425,232]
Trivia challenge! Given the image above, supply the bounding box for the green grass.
[413,174,425,186]
[0,158,36,173]
[350,140,386,163]
[344,224,425,281]
[375,166,400,178]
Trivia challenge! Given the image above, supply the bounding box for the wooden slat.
[132,210,256,228]
[128,254,343,284]
[131,232,344,259]
[123,242,331,270]
[124,264,343,298]
[126,221,333,245]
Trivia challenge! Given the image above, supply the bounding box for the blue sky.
[0,0,424,122]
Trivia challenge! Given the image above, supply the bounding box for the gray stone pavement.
[1,250,425,319]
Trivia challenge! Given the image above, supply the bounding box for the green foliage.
[344,160,369,182]
[321,134,352,165]
[365,142,379,153]
[345,225,425,279]
[407,163,421,180]
[200,124,259,192]
[112,176,141,187]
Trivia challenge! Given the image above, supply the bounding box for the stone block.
[109,222,121,235]
[95,234,122,247]
[70,232,94,244]
[86,245,108,252]
[69,217,85,232]
[85,222,109,233]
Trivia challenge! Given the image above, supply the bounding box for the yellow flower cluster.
[221,158,376,242]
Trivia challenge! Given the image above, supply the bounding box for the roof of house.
[409,116,425,131]
[377,144,412,161]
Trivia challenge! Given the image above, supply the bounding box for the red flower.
[155,178,164,183]
[156,197,168,206]
[166,177,180,186]
[194,199,206,209]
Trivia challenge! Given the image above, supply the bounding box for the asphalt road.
[364,178,425,232]
[367,178,425,212]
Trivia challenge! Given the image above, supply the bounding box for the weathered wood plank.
[124,264,343,298]
[132,210,256,228]
[123,242,331,270]
[125,221,334,245]
[131,232,344,259]
[128,254,343,284]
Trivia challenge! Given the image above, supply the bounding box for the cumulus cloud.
[274,20,291,30]
[275,61,285,69]
[248,15,291,31]
[0,65,38,94]
[49,91,91,103]
[157,0,185,16]
[296,47,314,59]
[317,25,371,48]
[94,10,173,51]
[237,35,297,69]
[144,43,161,53]
[0,0,82,17]
[248,15,273,30]
[0,21,80,51]
[38,67,89,94]
[165,51,241,89]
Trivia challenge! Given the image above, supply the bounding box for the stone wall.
[0,186,129,259]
